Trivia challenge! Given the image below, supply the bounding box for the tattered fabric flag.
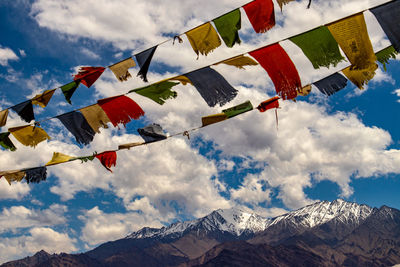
[213,9,241,48]
[95,151,117,172]
[327,13,377,70]
[61,80,80,104]
[73,67,106,88]
[249,44,302,100]
[216,55,258,69]
[135,46,157,82]
[9,125,50,148]
[118,142,145,150]
[313,73,348,96]
[57,111,96,145]
[222,101,253,118]
[11,100,34,123]
[202,113,228,127]
[46,152,74,166]
[0,109,8,127]
[31,89,56,108]
[0,170,25,185]
[138,123,167,143]
[243,0,275,33]
[297,84,312,96]
[132,81,179,105]
[276,0,295,11]
[376,46,398,71]
[257,96,279,112]
[185,67,238,107]
[109,58,136,82]
[370,1,400,52]
[98,96,145,127]
[76,155,95,163]
[24,167,47,184]
[0,132,16,151]
[289,26,345,69]
[170,75,193,85]
[186,22,222,57]
[80,104,111,133]
[342,63,377,90]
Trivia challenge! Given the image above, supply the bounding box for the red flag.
[74,67,105,88]
[95,151,117,172]
[243,0,275,33]
[250,44,301,100]
[257,96,279,112]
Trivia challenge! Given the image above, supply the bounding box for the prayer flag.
[376,46,398,71]
[74,67,105,88]
[243,0,275,33]
[185,67,238,107]
[98,96,145,127]
[131,81,179,105]
[46,152,75,166]
[222,101,253,118]
[0,132,16,151]
[298,84,312,96]
[57,111,96,145]
[9,125,50,148]
[213,9,241,48]
[109,57,136,82]
[80,104,111,133]
[31,89,56,108]
[170,75,193,86]
[76,155,95,163]
[276,0,295,11]
[0,109,8,127]
[313,73,348,96]
[61,81,80,104]
[118,142,144,150]
[0,170,25,185]
[249,44,302,100]
[136,46,157,82]
[95,151,117,172]
[11,100,34,123]
[138,123,167,143]
[257,96,279,112]
[24,167,47,184]
[342,63,377,90]
[186,23,221,57]
[216,55,258,69]
[202,113,228,127]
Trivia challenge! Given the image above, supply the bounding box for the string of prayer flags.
[24,167,47,184]
[136,46,157,82]
[222,101,253,118]
[95,151,117,172]
[217,55,258,69]
[289,26,345,69]
[185,67,238,107]
[313,73,348,96]
[46,152,75,166]
[97,96,145,127]
[31,89,56,108]
[327,13,377,70]
[11,100,34,123]
[249,43,302,100]
[132,81,179,105]
[276,0,295,11]
[257,96,279,112]
[57,111,96,146]
[109,58,136,82]
[61,80,81,104]
[243,0,275,33]
[342,63,377,90]
[297,85,312,96]
[186,23,222,57]
[202,113,228,127]
[74,67,105,88]
[0,170,24,185]
[0,109,8,127]
[376,46,398,71]
[0,132,16,151]
[9,125,50,148]
[138,123,167,143]
[370,0,400,52]
[80,104,111,133]
[212,9,241,48]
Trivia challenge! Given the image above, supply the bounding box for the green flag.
[376,46,398,71]
[213,9,241,48]
[131,81,179,105]
[222,101,253,118]
[61,80,80,104]
[0,132,16,151]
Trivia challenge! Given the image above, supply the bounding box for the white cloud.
[394,89,400,102]
[0,46,18,66]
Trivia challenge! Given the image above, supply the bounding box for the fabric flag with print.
[327,13,377,70]
[212,9,241,48]
[0,132,16,151]
[11,100,34,123]
[138,123,167,143]
[170,75,193,85]
[95,151,117,172]
[98,96,144,127]
[342,63,377,90]
[243,0,275,33]
[0,109,8,127]
[74,67,105,88]
[61,80,80,104]
[257,96,279,112]
[370,1,400,52]
[297,84,312,96]
[276,0,295,10]
[217,55,258,69]
[135,46,157,82]
[186,22,221,57]
[376,46,398,71]
[202,113,228,127]
[80,104,111,133]
[313,73,348,96]
[250,44,302,100]
[24,167,47,184]
[9,125,50,148]
[109,57,136,82]
[57,111,96,145]
[132,81,179,105]
[222,101,253,118]
[46,152,75,166]
[289,26,345,69]
[0,170,25,185]
[185,67,238,107]
[31,89,56,108]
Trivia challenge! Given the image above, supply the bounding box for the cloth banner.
[376,46,398,71]
[243,0,275,33]
[186,22,222,57]
[109,58,136,82]
[342,63,377,89]
[11,100,34,123]
[0,109,8,127]
[118,142,144,150]
[170,75,193,85]
[202,113,228,127]
[61,81,80,104]
[136,46,157,82]
[217,55,258,69]
[80,104,111,133]
[98,96,145,127]
[0,170,25,185]
[297,85,312,96]
[276,0,295,10]
[313,73,348,96]
[213,9,241,48]
[46,152,75,166]
[24,167,47,184]
[9,125,50,147]
[0,132,16,151]
[74,67,105,88]
[222,101,253,118]
[95,151,117,172]
[32,89,56,108]
[57,111,96,145]
[138,123,167,143]
[257,96,279,112]
[132,81,179,105]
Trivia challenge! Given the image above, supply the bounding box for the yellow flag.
[217,55,258,69]
[0,170,25,185]
[9,125,50,147]
[118,142,145,150]
[297,84,312,96]
[327,13,377,70]
[202,113,228,127]
[170,75,193,86]
[0,109,8,127]
[80,104,111,133]
[186,22,221,57]
[32,89,56,108]
[342,63,377,90]
[276,0,296,10]
[46,152,74,166]
[109,58,136,82]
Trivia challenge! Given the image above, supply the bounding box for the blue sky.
[0,0,399,263]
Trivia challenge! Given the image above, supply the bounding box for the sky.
[0,0,399,263]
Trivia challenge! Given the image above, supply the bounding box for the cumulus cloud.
[0,46,18,66]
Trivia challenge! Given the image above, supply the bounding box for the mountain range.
[3,199,400,266]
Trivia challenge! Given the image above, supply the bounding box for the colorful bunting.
[0,109,8,127]
[9,125,50,148]
[342,63,377,90]
[80,104,111,133]
[376,46,398,71]
[11,100,34,123]
[0,170,25,185]
[0,132,16,151]
[185,67,238,107]
[61,80,81,105]
[276,0,295,11]
[31,89,56,108]
[313,73,348,96]
[297,85,312,96]
[46,152,74,166]
[249,44,302,100]
[201,113,228,127]
[136,46,158,82]
[213,9,241,48]
[97,96,145,127]
[132,81,179,105]
[257,96,279,112]
[57,111,96,145]
[186,22,222,57]
[109,58,136,82]
[74,67,105,88]
[217,55,258,69]
[222,101,253,118]
[243,0,275,33]
[24,167,47,184]
[138,123,167,143]
[289,26,345,69]
[95,151,117,172]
